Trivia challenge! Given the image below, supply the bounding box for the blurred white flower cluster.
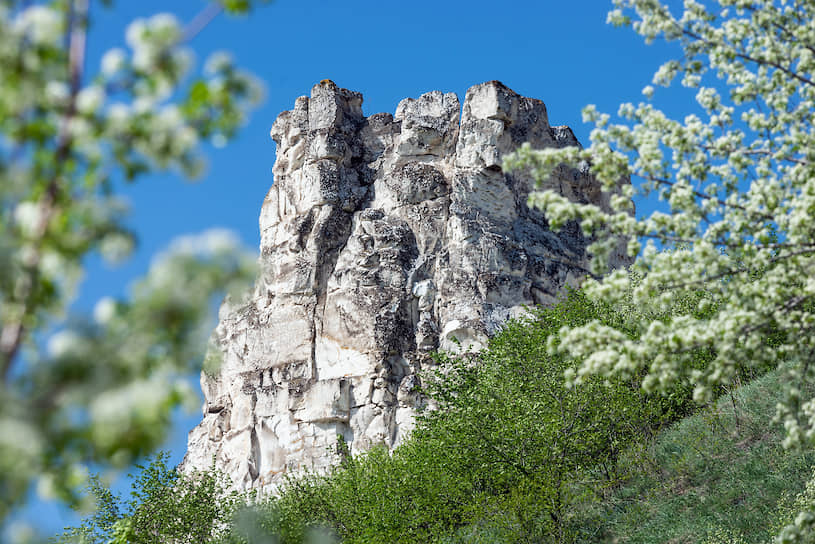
[0,1,265,533]
[127,14,183,71]
[12,5,62,45]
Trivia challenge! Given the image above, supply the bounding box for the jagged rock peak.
[182,80,629,494]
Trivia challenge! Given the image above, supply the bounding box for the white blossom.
[125,19,148,49]
[67,117,92,141]
[0,419,41,460]
[211,133,228,148]
[93,297,117,324]
[106,102,131,126]
[175,125,199,151]
[132,96,156,115]
[13,6,62,45]
[7,522,37,544]
[0,0,262,524]
[156,104,182,129]
[39,251,64,279]
[132,47,154,72]
[100,48,127,76]
[99,233,134,264]
[47,330,82,358]
[76,85,105,114]
[13,201,42,237]
[36,474,57,500]
[205,51,233,75]
[44,80,70,106]
[508,0,815,448]
[168,228,240,257]
[89,378,167,433]
[172,47,194,77]
[148,13,181,39]
[506,1,815,539]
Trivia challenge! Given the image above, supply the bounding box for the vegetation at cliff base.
[243,288,693,544]
[62,287,815,543]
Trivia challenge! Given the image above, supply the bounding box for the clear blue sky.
[14,0,691,537]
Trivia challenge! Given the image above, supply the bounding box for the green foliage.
[418,288,702,542]
[59,451,244,544]
[62,288,809,543]
[222,288,699,543]
[218,0,273,14]
[235,442,475,543]
[0,0,267,531]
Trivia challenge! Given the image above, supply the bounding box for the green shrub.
[415,289,699,542]
[60,452,243,544]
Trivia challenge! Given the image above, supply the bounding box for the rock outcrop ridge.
[182,80,628,492]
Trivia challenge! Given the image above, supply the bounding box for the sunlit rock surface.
[182,80,629,493]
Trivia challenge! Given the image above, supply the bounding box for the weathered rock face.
[182,80,629,493]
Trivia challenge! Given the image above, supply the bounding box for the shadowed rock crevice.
[182,80,631,493]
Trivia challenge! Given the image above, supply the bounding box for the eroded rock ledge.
[182,80,629,493]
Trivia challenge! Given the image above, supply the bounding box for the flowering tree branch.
[505,1,815,539]
[0,0,267,528]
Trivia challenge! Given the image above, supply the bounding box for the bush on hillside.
[60,452,243,544]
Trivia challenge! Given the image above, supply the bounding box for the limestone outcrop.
[182,80,629,492]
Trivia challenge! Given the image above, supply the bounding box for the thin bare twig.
[183,2,223,43]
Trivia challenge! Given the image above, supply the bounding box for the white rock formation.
[182,80,629,493]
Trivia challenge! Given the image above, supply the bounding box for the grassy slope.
[571,367,815,543]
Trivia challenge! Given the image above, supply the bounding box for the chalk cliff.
[182,80,628,492]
